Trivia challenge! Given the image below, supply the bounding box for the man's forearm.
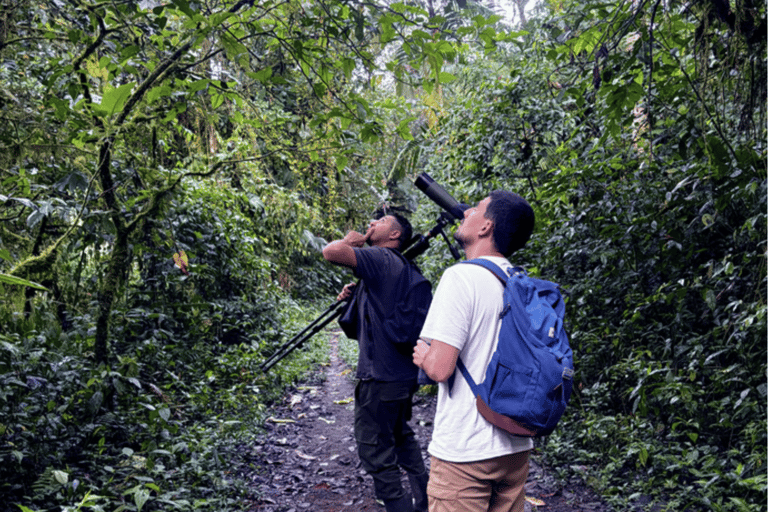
[322,240,357,267]
[413,338,459,382]
[322,230,370,267]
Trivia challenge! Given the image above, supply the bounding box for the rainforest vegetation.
[0,0,765,510]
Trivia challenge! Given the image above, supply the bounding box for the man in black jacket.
[323,213,429,512]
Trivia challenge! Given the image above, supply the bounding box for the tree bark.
[515,0,529,25]
[94,224,131,364]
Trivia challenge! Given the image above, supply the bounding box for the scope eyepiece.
[414,173,468,221]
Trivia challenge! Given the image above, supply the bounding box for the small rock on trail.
[242,331,611,512]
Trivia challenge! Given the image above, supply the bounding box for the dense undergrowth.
[397,4,767,509]
[1,297,331,512]
[1,180,345,511]
[1,1,765,511]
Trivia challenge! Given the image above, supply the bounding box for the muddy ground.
[238,331,612,511]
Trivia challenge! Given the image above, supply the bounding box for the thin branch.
[663,43,739,163]
[647,0,662,160]
[7,163,100,277]
[125,161,228,233]
[115,39,196,127]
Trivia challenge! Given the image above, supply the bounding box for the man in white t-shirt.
[413,190,535,512]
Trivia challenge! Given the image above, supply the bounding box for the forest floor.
[238,330,612,512]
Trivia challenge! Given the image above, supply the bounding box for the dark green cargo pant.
[354,379,427,502]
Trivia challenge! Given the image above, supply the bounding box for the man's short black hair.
[390,213,413,251]
[484,190,535,257]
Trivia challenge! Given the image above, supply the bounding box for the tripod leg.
[260,304,344,372]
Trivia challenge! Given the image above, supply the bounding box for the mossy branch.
[8,158,101,281]
[125,161,227,234]
[8,241,59,279]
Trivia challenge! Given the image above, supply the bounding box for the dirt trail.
[243,331,611,512]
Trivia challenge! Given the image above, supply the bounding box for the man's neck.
[463,241,503,261]
[372,240,401,250]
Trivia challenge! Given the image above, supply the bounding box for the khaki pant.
[427,451,530,512]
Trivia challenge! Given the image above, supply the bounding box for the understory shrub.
[0,293,331,511]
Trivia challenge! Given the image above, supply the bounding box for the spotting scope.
[414,172,469,221]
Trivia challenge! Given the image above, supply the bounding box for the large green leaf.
[95,82,136,117]
[0,273,49,290]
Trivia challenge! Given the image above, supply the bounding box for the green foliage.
[0,300,330,511]
[1,0,765,510]
[526,3,764,510]
[338,331,361,370]
[381,1,766,509]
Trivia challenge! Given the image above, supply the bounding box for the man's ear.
[389,228,402,241]
[478,218,493,238]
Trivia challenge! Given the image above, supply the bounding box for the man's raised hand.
[341,228,372,248]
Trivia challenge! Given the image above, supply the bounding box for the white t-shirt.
[420,256,534,462]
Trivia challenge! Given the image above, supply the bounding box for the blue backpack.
[452,259,574,437]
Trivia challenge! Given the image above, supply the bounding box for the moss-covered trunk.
[94,227,130,364]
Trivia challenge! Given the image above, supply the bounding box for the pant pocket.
[427,479,458,501]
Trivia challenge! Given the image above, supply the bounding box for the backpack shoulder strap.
[387,247,428,281]
[462,258,528,284]
[454,358,480,398]
[461,258,509,285]
[448,259,517,398]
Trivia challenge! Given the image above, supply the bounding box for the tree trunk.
[515,0,528,25]
[94,227,130,364]
[23,215,48,317]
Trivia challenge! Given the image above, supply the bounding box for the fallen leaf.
[295,450,317,461]
[525,496,546,507]
[337,369,352,376]
[289,394,302,408]
[333,397,353,405]
[266,416,295,424]
[319,417,335,424]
